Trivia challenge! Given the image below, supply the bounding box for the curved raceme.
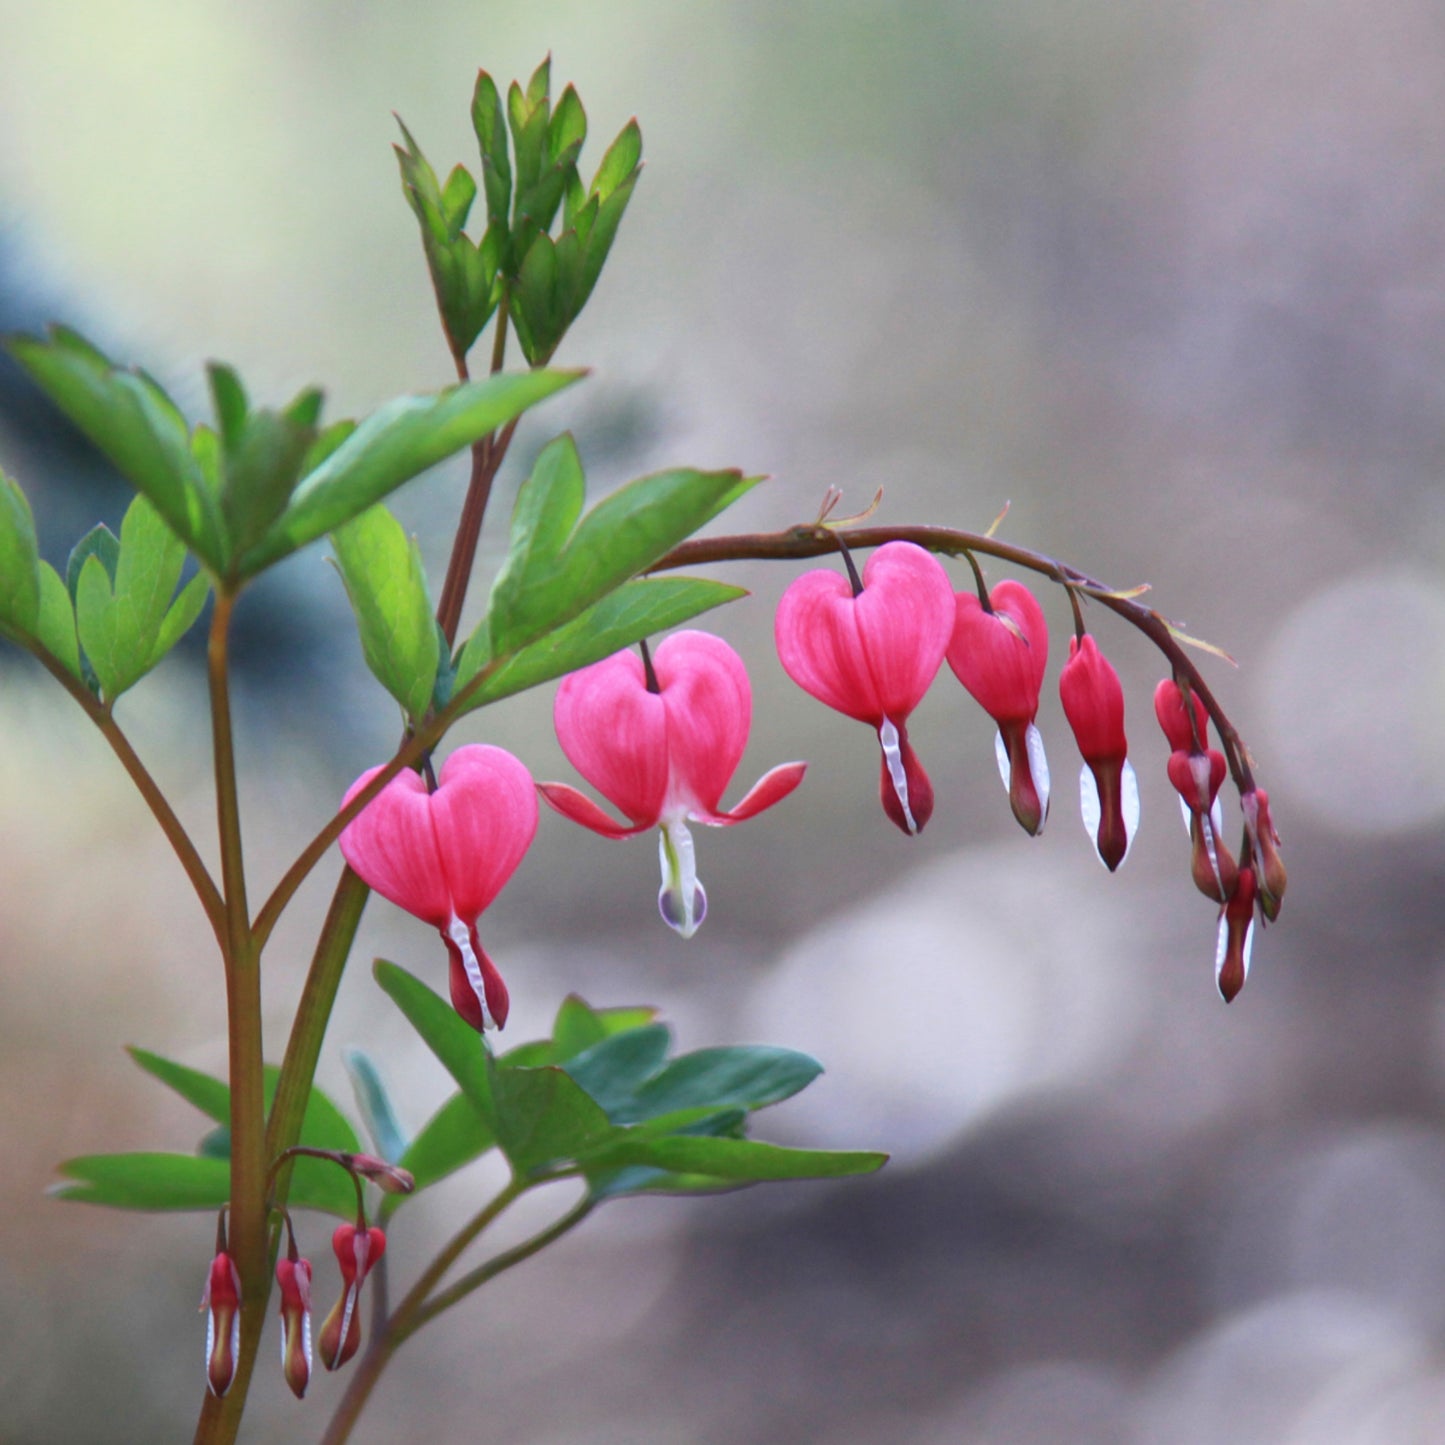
[774,541,954,835]
[948,578,1051,835]
[540,630,805,937]
[339,744,538,1031]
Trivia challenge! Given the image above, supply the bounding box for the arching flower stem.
[652,521,1258,797]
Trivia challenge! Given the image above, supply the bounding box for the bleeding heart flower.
[1058,633,1138,870]
[339,744,538,1031]
[318,1224,386,1372]
[774,540,954,835]
[539,630,805,938]
[948,578,1050,834]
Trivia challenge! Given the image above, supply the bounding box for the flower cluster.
[335,541,1284,1037]
[1154,678,1287,1001]
[201,1161,395,1401]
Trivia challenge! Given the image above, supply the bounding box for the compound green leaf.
[236,369,582,577]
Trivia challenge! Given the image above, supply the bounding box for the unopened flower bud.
[318,1223,386,1371]
[200,1249,242,1398]
[1215,866,1258,1002]
[1242,788,1287,920]
[275,1254,313,1400]
[1058,635,1138,870]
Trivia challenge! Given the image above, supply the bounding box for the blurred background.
[3,1,1445,1441]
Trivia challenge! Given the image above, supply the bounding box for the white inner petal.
[658,820,706,937]
[879,717,919,834]
[1120,759,1140,850]
[447,915,497,1030]
[1079,765,1104,866]
[994,729,1011,791]
[1025,722,1050,826]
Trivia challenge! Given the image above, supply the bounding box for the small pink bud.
[200,1250,242,1398]
[1058,635,1137,870]
[318,1224,386,1372]
[275,1254,313,1400]
[1215,866,1258,1002]
[948,579,1050,835]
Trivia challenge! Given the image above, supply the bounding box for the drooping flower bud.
[1242,788,1287,921]
[1058,634,1138,870]
[1156,678,1237,901]
[200,1248,242,1398]
[275,1252,313,1400]
[318,1223,387,1372]
[948,579,1050,835]
[1215,865,1258,1002]
[775,541,954,835]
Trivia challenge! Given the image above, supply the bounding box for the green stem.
[320,1185,594,1445]
[193,590,267,1445]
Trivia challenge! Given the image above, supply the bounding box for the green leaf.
[552,995,656,1062]
[579,1133,887,1184]
[616,1046,824,1126]
[126,1047,360,1217]
[388,1091,494,1216]
[206,362,249,451]
[51,1152,231,1211]
[488,1058,614,1179]
[35,562,82,678]
[549,84,586,164]
[471,69,512,231]
[66,522,119,600]
[561,1025,671,1120]
[219,387,324,557]
[585,1110,749,1201]
[331,504,439,722]
[454,575,745,714]
[128,1046,230,1121]
[72,495,201,699]
[395,121,500,358]
[343,1047,411,1165]
[7,328,226,570]
[237,369,582,577]
[592,119,642,203]
[0,472,39,633]
[373,960,496,1128]
[149,571,210,666]
[483,439,757,659]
